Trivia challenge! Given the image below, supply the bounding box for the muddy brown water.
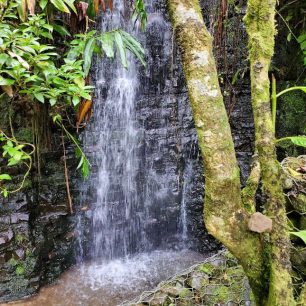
[2,250,208,306]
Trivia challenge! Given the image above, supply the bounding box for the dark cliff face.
[0,0,258,302]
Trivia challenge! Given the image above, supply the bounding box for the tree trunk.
[167,0,264,303]
[244,1,295,305]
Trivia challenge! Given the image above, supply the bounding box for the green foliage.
[0,131,34,197]
[53,115,90,178]
[0,0,146,195]
[15,265,25,275]
[133,0,147,31]
[273,82,306,145]
[276,136,306,149]
[290,230,306,244]
[297,33,306,66]
[278,1,306,66]
[0,10,93,107]
[68,29,145,75]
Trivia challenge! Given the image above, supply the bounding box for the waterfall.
[77,0,213,264]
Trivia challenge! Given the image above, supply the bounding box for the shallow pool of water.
[4,250,209,306]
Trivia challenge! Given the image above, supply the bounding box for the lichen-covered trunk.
[167,0,264,303]
[244,1,295,305]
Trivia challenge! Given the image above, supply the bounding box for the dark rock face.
[0,154,76,302]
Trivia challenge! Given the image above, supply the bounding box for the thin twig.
[61,132,73,214]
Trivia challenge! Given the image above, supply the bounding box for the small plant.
[0,131,34,197]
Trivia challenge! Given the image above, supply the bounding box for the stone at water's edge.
[122,251,254,306]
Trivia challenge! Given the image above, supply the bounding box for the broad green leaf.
[50,0,70,13]
[7,51,30,70]
[73,77,85,88]
[63,0,77,14]
[290,231,306,244]
[114,32,127,68]
[42,24,53,31]
[41,31,53,40]
[0,76,14,86]
[2,189,8,197]
[297,33,306,43]
[99,33,114,58]
[0,54,9,67]
[86,0,96,18]
[121,31,145,66]
[34,92,45,103]
[17,0,27,21]
[276,136,306,149]
[72,96,80,106]
[49,98,56,106]
[76,155,84,170]
[83,37,96,77]
[0,174,12,181]
[39,0,48,10]
[82,158,89,177]
[53,24,71,37]
[8,159,20,166]
[80,91,91,100]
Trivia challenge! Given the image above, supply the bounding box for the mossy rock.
[198,262,215,275]
[14,127,33,143]
[291,193,306,215]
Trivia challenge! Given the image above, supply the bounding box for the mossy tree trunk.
[244,1,295,305]
[167,0,295,305]
[167,0,264,303]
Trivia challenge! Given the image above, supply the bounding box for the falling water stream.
[2,2,213,305]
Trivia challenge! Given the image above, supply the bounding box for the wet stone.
[10,213,29,224]
[0,229,14,246]
[248,212,272,233]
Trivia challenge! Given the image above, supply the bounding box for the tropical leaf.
[121,30,145,66]
[17,0,27,21]
[39,0,48,10]
[50,0,70,13]
[276,136,306,149]
[83,37,96,76]
[99,32,114,57]
[0,174,12,181]
[0,76,15,86]
[86,0,96,18]
[114,31,127,68]
[290,230,306,244]
[53,24,71,37]
[63,0,77,14]
[7,51,30,70]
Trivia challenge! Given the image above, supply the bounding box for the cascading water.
[84,2,152,260]
[91,30,142,260]
[80,1,200,262]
